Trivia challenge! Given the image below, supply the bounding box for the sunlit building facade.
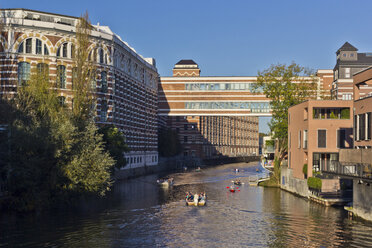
[0,9,159,168]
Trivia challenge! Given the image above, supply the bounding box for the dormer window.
[343,53,346,57]
[350,53,354,57]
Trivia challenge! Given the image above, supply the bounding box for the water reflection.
[1,162,372,247]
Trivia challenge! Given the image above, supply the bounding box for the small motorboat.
[195,167,201,172]
[233,180,242,186]
[227,185,238,192]
[235,168,239,173]
[157,178,174,187]
[229,188,236,193]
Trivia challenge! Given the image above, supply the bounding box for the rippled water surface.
[1,162,372,247]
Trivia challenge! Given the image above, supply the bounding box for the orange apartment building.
[288,100,353,179]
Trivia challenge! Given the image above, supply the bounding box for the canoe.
[233,181,242,186]
[158,179,174,187]
[198,199,206,206]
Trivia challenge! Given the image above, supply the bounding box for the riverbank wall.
[280,165,309,198]
[349,180,372,221]
[114,156,260,180]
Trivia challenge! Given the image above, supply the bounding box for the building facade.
[159,60,334,159]
[288,100,353,179]
[0,9,159,168]
[331,42,372,100]
[159,60,261,159]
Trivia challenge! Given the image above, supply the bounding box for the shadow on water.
[1,161,372,247]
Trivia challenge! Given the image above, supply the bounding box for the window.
[88,69,96,89]
[298,130,301,148]
[44,44,49,55]
[184,124,188,130]
[71,45,75,58]
[342,94,352,100]
[18,41,24,53]
[35,39,42,54]
[62,43,68,57]
[99,49,104,64]
[303,130,308,149]
[101,100,107,122]
[359,114,366,141]
[36,63,49,76]
[345,68,350,78]
[184,136,188,143]
[289,132,291,148]
[24,38,32,53]
[101,71,107,93]
[337,129,346,148]
[58,96,66,106]
[56,65,66,88]
[18,62,30,85]
[368,112,372,140]
[318,130,327,148]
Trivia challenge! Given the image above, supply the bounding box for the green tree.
[253,63,318,162]
[71,12,96,126]
[98,125,129,169]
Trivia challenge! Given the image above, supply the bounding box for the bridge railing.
[322,161,372,180]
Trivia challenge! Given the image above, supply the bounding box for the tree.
[253,63,318,162]
[71,12,96,126]
[98,125,129,169]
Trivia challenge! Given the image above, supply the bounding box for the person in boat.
[235,168,239,172]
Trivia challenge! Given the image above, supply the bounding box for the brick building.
[0,9,159,168]
[332,42,372,100]
[288,100,353,179]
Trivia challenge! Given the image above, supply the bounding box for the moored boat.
[157,178,174,187]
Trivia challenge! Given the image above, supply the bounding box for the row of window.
[312,108,350,119]
[355,113,372,141]
[17,38,109,64]
[185,83,264,92]
[291,129,349,149]
[17,62,108,91]
[185,102,270,112]
[125,155,158,165]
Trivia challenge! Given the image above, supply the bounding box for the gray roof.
[337,42,358,53]
[334,53,372,70]
[175,59,198,65]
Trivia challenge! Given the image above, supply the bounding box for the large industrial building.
[0,9,159,168]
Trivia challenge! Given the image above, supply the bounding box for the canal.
[1,162,372,247]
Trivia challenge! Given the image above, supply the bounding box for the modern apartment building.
[0,9,159,168]
[332,42,372,100]
[288,100,353,179]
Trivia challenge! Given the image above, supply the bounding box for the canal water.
[1,162,372,247]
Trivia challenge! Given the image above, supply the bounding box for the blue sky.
[3,0,372,133]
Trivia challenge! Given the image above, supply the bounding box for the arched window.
[71,44,75,59]
[25,38,32,53]
[35,39,42,54]
[101,71,107,93]
[100,100,107,122]
[56,65,66,88]
[18,62,30,85]
[36,63,49,77]
[44,44,49,55]
[62,43,68,57]
[18,41,24,53]
[99,49,104,64]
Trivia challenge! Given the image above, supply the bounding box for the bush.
[307,177,322,190]
[340,108,350,119]
[302,163,308,177]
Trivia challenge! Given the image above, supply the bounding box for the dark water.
[1,162,372,248]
